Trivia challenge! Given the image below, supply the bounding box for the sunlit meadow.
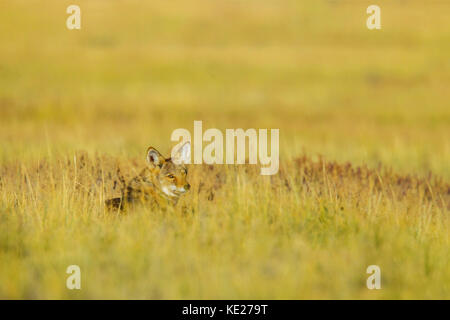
[0,0,449,299]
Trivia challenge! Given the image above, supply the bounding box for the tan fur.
[105,145,190,210]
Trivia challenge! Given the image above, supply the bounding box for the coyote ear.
[172,141,191,165]
[146,147,164,168]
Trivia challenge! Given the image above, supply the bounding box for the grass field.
[0,0,449,299]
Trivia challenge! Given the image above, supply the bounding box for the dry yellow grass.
[0,0,449,299]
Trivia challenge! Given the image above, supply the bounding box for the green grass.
[0,0,449,299]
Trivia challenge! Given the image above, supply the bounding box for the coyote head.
[106,142,191,210]
[144,142,191,200]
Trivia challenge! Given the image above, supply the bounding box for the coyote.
[105,142,191,210]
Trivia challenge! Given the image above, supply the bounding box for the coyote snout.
[105,142,191,210]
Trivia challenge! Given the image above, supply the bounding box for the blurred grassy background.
[0,0,449,299]
[0,0,448,176]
